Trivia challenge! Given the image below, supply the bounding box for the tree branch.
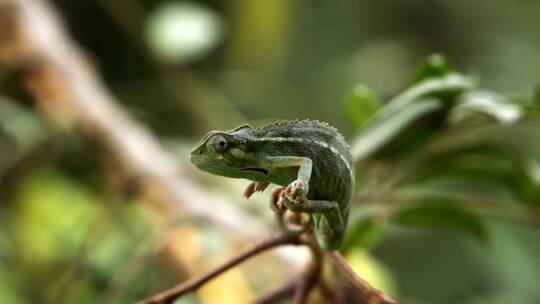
[251,279,297,304]
[0,3,402,304]
[326,251,399,304]
[292,237,323,304]
[139,233,302,304]
[0,0,305,266]
[250,233,322,304]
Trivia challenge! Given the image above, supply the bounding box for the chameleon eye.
[208,134,228,153]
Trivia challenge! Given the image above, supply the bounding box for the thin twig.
[318,278,342,304]
[292,236,323,304]
[326,251,399,304]
[251,279,297,304]
[139,234,302,304]
[249,233,323,304]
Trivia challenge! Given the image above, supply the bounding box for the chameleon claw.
[269,186,286,214]
[255,181,270,193]
[243,182,256,198]
[244,181,270,199]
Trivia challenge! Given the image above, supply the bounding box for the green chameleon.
[190,120,354,250]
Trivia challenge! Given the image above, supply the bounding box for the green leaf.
[410,120,540,163]
[411,54,451,84]
[351,97,443,160]
[0,271,23,304]
[345,249,398,297]
[452,91,523,124]
[345,84,381,130]
[398,144,540,205]
[395,199,488,243]
[341,211,387,252]
[0,96,48,148]
[534,82,540,110]
[351,73,475,160]
[387,73,474,112]
[520,159,540,204]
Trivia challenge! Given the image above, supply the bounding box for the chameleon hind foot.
[275,207,312,236]
[271,185,312,235]
[269,186,286,214]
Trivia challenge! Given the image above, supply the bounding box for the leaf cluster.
[343,54,540,251]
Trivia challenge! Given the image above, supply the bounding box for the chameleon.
[190,119,354,250]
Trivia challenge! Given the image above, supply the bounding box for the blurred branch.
[291,238,323,304]
[139,229,397,304]
[250,235,324,304]
[0,0,302,265]
[327,251,399,304]
[252,279,296,304]
[142,232,327,304]
[139,233,303,304]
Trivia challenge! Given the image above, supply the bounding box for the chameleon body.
[190,120,354,250]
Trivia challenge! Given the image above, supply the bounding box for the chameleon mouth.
[242,167,269,175]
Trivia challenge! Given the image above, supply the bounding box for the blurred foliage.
[145,1,225,64]
[345,84,381,131]
[1,0,540,304]
[346,54,540,245]
[342,54,540,303]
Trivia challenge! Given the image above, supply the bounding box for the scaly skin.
[190,120,354,250]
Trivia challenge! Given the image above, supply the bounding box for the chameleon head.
[190,124,270,180]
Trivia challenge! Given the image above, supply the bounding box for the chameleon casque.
[190,120,354,250]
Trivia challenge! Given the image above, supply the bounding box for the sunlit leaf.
[341,209,387,252]
[173,294,200,304]
[351,97,443,160]
[523,159,540,188]
[10,168,157,303]
[0,271,23,304]
[534,83,540,110]
[404,119,540,166]
[453,91,523,124]
[12,169,96,264]
[411,53,451,84]
[351,73,475,160]
[345,249,397,297]
[345,84,381,130]
[145,2,225,64]
[386,73,474,113]
[0,96,48,148]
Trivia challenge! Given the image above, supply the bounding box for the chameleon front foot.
[283,179,308,211]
